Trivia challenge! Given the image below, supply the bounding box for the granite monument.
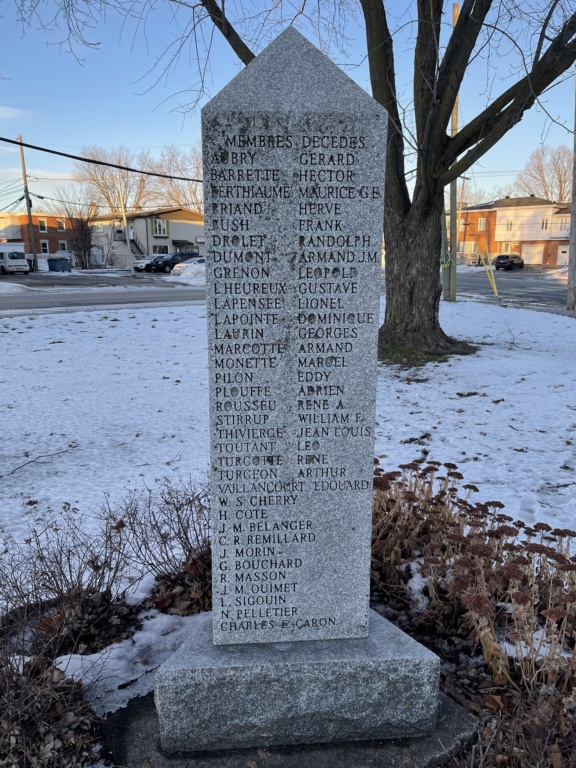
[155,26,440,752]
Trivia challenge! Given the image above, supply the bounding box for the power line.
[0,196,25,213]
[0,178,23,191]
[0,183,24,198]
[0,136,203,183]
[29,192,93,208]
[38,141,199,152]
[28,191,200,211]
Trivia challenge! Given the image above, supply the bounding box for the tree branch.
[534,0,561,63]
[413,0,443,198]
[200,0,255,65]
[0,447,78,479]
[433,0,493,142]
[440,11,576,185]
[359,0,410,213]
[414,0,442,142]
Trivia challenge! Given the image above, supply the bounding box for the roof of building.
[461,195,555,212]
[92,206,203,223]
[492,196,553,208]
[460,201,497,212]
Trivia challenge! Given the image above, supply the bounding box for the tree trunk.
[379,186,475,363]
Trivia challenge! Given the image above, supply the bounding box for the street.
[455,266,568,311]
[0,271,206,314]
[0,266,571,315]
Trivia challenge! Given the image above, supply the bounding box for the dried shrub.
[0,500,146,768]
[101,476,212,616]
[372,458,576,766]
[0,652,99,767]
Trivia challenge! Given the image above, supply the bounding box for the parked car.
[134,256,155,272]
[492,254,524,271]
[0,249,29,275]
[145,253,199,273]
[171,257,205,275]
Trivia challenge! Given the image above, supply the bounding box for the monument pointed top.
[203,26,385,115]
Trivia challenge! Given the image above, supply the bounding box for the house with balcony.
[457,195,571,265]
[91,207,205,266]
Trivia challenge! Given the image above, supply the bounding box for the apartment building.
[458,195,571,265]
[0,212,75,256]
[91,207,205,265]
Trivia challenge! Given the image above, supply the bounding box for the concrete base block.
[155,610,440,752]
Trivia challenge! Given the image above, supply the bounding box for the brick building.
[0,212,78,256]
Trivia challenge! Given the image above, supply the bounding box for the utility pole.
[18,135,38,272]
[444,2,459,302]
[116,177,134,275]
[567,63,576,311]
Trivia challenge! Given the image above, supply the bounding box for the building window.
[40,240,49,254]
[38,219,47,233]
[152,245,169,254]
[503,242,511,253]
[153,219,168,237]
[57,220,65,231]
[541,218,548,230]
[58,240,67,251]
[559,218,568,230]
[505,220,513,231]
[458,218,464,232]
[478,217,486,231]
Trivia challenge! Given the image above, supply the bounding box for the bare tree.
[73,146,158,213]
[45,186,98,269]
[189,1,576,360]
[516,145,573,202]
[146,144,203,212]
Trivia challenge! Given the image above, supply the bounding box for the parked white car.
[171,257,205,275]
[0,249,29,275]
[133,256,155,272]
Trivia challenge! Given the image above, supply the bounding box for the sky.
[0,3,574,212]
[1,269,575,735]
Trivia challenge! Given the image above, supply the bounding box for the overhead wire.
[0,178,23,191]
[0,136,203,183]
[0,196,25,213]
[28,191,200,211]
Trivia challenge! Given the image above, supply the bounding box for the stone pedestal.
[155,610,439,752]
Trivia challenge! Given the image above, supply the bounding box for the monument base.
[155,610,440,753]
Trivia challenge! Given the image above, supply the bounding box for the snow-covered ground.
[1,274,576,721]
[1,289,574,539]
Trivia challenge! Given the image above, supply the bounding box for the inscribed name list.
[203,28,387,646]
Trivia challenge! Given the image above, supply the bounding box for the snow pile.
[165,262,206,285]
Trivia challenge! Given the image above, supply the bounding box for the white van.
[0,246,29,275]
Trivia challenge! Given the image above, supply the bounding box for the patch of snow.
[55,611,197,715]
[0,281,31,293]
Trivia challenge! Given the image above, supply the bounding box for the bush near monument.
[1,469,576,766]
